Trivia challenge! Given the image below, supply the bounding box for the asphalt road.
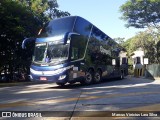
[0,76,160,120]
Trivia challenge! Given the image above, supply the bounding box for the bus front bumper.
[29,73,67,83]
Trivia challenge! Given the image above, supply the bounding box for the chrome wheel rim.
[86,73,92,82]
[95,73,100,82]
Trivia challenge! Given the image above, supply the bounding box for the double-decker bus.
[22,16,128,86]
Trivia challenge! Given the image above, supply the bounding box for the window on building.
[122,57,126,64]
[136,57,141,64]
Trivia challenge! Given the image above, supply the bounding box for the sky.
[58,0,144,40]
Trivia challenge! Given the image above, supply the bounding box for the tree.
[0,0,70,82]
[0,0,41,81]
[120,0,160,29]
[47,0,70,19]
[16,0,70,23]
[122,30,159,64]
[120,0,160,64]
[114,37,125,45]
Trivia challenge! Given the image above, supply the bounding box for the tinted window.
[90,27,111,56]
[73,17,92,36]
[70,35,87,60]
[38,17,75,38]
[91,27,109,42]
[88,27,113,65]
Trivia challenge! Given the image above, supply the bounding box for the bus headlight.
[30,68,42,75]
[54,67,67,74]
[58,75,66,80]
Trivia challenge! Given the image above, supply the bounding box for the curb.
[126,75,160,81]
[0,81,42,87]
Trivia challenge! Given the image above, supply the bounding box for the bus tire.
[81,69,94,85]
[94,70,102,83]
[69,81,76,85]
[56,82,66,86]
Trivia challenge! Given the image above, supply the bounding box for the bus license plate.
[40,77,47,81]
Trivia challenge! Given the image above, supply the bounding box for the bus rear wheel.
[81,70,94,85]
[94,71,102,83]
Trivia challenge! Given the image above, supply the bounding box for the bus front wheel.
[56,82,66,86]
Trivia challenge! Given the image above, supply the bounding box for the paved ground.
[0,76,160,120]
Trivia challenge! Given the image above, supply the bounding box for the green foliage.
[16,0,70,22]
[122,29,160,64]
[0,0,41,80]
[128,65,134,75]
[0,0,70,81]
[114,37,125,45]
[120,0,160,64]
[120,0,160,29]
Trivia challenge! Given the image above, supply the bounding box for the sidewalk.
[127,75,160,80]
[0,81,46,87]
[1,75,159,88]
[0,81,32,87]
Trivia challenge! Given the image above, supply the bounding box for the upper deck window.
[73,17,92,36]
[38,17,75,38]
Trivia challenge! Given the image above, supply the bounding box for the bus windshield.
[33,42,69,65]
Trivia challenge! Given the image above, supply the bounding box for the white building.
[131,49,144,69]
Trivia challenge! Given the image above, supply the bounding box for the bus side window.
[71,48,78,60]
[70,34,87,61]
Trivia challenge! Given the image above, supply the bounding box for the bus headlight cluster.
[58,75,66,80]
[30,68,42,75]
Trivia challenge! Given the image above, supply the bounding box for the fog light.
[58,75,66,80]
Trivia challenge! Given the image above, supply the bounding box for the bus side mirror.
[67,32,80,40]
[112,59,116,66]
[64,32,70,44]
[64,32,80,45]
[22,38,35,49]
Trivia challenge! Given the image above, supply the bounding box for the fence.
[134,68,144,77]
[145,64,160,77]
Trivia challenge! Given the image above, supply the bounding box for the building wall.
[131,50,144,69]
